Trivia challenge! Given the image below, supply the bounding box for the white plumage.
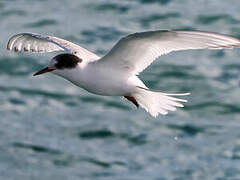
[7,33,99,62]
[100,31,240,75]
[7,30,240,117]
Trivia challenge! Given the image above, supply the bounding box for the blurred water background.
[1,0,240,179]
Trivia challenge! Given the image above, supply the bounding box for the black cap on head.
[54,53,82,69]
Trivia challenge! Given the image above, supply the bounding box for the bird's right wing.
[98,30,240,75]
[7,33,100,62]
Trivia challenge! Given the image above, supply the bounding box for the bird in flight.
[7,30,240,117]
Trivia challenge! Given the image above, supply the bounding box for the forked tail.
[133,87,190,117]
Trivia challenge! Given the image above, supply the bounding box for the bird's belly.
[69,70,132,96]
[83,81,130,96]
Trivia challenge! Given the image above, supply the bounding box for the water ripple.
[1,9,26,17]
[186,102,240,114]
[25,19,58,28]
[196,14,240,25]
[167,124,205,136]
[139,0,172,5]
[92,3,129,13]
[81,26,124,43]
[140,13,180,27]
[12,142,61,155]
[78,129,147,145]
[0,57,41,76]
[79,129,114,139]
[8,98,25,105]
[0,86,70,100]
[83,157,111,168]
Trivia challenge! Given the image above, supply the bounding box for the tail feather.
[133,87,189,117]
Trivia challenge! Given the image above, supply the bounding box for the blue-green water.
[1,0,240,179]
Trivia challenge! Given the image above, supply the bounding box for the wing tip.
[14,46,20,52]
[6,33,22,52]
[6,33,43,53]
[7,39,13,51]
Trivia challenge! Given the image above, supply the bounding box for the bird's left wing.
[7,33,100,62]
[98,30,240,75]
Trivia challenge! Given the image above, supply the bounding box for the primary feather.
[7,33,100,62]
[99,30,240,75]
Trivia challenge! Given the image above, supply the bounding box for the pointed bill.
[33,67,55,76]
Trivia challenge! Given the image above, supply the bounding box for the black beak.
[33,67,55,76]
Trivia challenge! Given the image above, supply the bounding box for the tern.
[7,30,240,117]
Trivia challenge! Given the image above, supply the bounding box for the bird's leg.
[124,96,139,108]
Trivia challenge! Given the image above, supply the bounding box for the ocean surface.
[1,0,240,179]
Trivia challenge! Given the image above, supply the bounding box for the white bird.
[7,30,240,117]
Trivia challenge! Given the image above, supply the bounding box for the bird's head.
[33,53,83,77]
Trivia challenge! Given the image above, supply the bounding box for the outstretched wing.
[7,33,100,62]
[99,30,240,75]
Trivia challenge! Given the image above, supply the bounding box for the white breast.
[55,62,135,96]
